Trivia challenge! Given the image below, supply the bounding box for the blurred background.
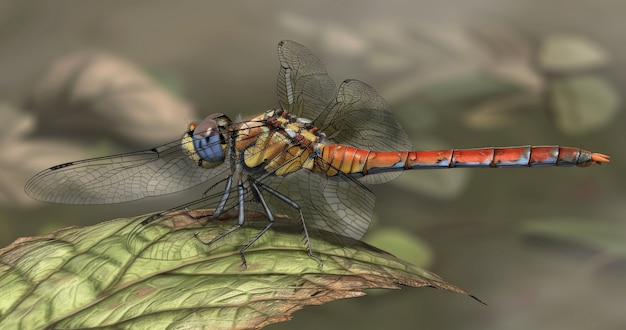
[1,1,624,329]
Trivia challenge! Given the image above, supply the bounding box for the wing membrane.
[25,138,229,204]
[318,79,411,151]
[277,40,337,121]
[272,41,414,234]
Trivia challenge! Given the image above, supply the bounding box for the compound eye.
[193,117,219,138]
[190,116,225,163]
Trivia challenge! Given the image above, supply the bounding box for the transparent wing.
[25,138,230,204]
[277,40,337,121]
[318,79,411,151]
[317,79,412,184]
[259,167,375,240]
[268,42,415,237]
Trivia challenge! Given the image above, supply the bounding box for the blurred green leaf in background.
[522,218,626,258]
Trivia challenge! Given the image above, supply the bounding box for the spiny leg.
[128,175,231,241]
[256,181,323,268]
[194,176,246,254]
[137,187,224,227]
[213,174,234,218]
[234,181,276,267]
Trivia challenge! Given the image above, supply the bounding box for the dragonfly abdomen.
[407,146,609,168]
[315,145,609,177]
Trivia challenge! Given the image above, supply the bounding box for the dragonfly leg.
[231,181,277,267]
[238,220,273,268]
[237,177,245,225]
[193,224,241,246]
[194,177,247,264]
[251,180,275,223]
[140,177,231,227]
[213,174,233,218]
[140,212,164,225]
[256,182,323,268]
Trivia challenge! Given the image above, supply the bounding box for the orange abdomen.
[315,145,609,177]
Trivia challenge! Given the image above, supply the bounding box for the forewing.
[25,139,230,204]
[276,40,337,122]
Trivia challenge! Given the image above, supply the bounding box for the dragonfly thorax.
[230,109,324,177]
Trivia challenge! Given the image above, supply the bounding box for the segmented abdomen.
[315,145,608,177]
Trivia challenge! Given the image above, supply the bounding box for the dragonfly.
[25,40,610,267]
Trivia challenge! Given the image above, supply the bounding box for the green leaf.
[550,74,620,136]
[0,210,478,329]
[417,73,522,104]
[521,218,626,256]
[364,227,434,268]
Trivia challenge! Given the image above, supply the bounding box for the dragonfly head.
[183,113,232,167]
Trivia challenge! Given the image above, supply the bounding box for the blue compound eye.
[192,115,225,163]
